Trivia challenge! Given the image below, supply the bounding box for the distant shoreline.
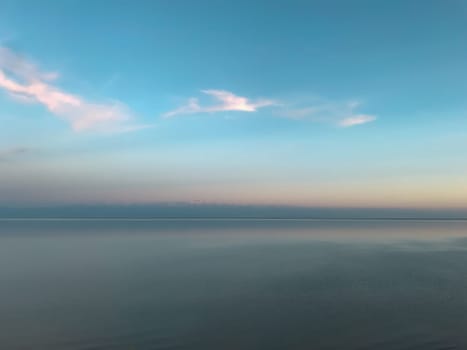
[1,217,467,221]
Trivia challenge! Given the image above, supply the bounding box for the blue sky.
[0,0,466,208]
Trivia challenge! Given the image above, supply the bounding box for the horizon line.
[1,217,467,221]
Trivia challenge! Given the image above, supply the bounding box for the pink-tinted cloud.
[0,47,143,132]
[163,89,276,118]
[0,47,58,82]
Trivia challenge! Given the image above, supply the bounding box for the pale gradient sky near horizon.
[0,0,467,209]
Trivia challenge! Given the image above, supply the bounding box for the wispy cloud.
[164,90,376,127]
[0,146,30,161]
[277,99,376,127]
[0,48,375,131]
[0,47,146,132]
[163,89,276,118]
[338,114,376,127]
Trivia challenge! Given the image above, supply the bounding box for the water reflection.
[0,219,466,349]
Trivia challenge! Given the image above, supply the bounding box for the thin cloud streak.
[0,47,145,132]
[0,46,58,81]
[278,99,376,127]
[338,114,376,127]
[164,90,376,128]
[163,89,276,118]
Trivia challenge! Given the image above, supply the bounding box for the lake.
[1,219,467,349]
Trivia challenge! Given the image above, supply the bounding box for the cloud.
[277,99,376,127]
[0,147,30,161]
[0,47,145,132]
[163,89,276,118]
[338,114,376,127]
[0,49,375,131]
[164,90,376,128]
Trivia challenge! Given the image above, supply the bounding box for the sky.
[0,0,467,210]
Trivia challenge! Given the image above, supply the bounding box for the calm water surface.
[1,219,467,350]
